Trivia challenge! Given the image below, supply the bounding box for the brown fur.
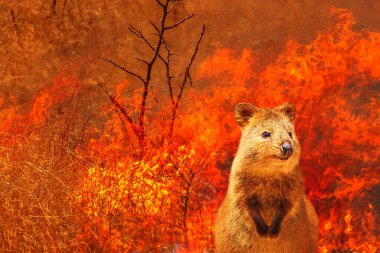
[215,103,318,253]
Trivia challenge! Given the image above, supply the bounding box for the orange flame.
[0,7,379,253]
[193,7,380,252]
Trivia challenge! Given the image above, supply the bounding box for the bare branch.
[38,0,47,16]
[168,155,190,186]
[165,15,194,30]
[187,25,206,73]
[128,25,168,65]
[156,0,165,8]
[176,24,205,106]
[188,73,193,86]
[115,107,129,133]
[136,57,149,65]
[98,57,145,84]
[167,2,176,14]
[168,25,205,139]
[128,25,143,39]
[164,44,174,103]
[10,10,21,49]
[148,20,160,34]
[129,25,155,51]
[193,152,211,175]
[170,74,183,80]
[97,83,139,136]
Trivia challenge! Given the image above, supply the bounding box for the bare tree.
[99,0,205,155]
[167,149,211,243]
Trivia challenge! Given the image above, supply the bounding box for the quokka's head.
[235,102,301,168]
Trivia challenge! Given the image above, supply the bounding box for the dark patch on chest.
[245,195,292,237]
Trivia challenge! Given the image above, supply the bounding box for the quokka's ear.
[235,103,258,127]
[276,102,295,122]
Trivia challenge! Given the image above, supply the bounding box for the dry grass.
[0,120,84,251]
[0,113,217,252]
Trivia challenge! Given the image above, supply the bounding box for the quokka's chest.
[234,171,303,201]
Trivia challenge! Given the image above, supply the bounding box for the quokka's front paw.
[267,201,289,237]
[247,197,270,237]
[268,222,281,238]
[255,219,269,237]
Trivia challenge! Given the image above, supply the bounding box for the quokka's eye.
[262,132,271,138]
[288,132,293,138]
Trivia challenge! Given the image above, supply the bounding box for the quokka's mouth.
[276,153,292,160]
[277,146,293,160]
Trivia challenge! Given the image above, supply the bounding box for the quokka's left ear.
[276,102,295,122]
[235,103,258,127]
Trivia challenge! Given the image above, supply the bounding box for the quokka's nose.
[281,141,293,156]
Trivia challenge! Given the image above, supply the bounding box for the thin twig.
[136,57,149,65]
[168,155,190,186]
[97,83,139,136]
[128,25,168,64]
[169,25,205,138]
[167,2,176,14]
[165,15,194,30]
[98,56,145,84]
[148,20,160,34]
[156,0,165,8]
[38,0,47,16]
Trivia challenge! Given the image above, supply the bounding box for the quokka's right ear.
[235,103,258,127]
